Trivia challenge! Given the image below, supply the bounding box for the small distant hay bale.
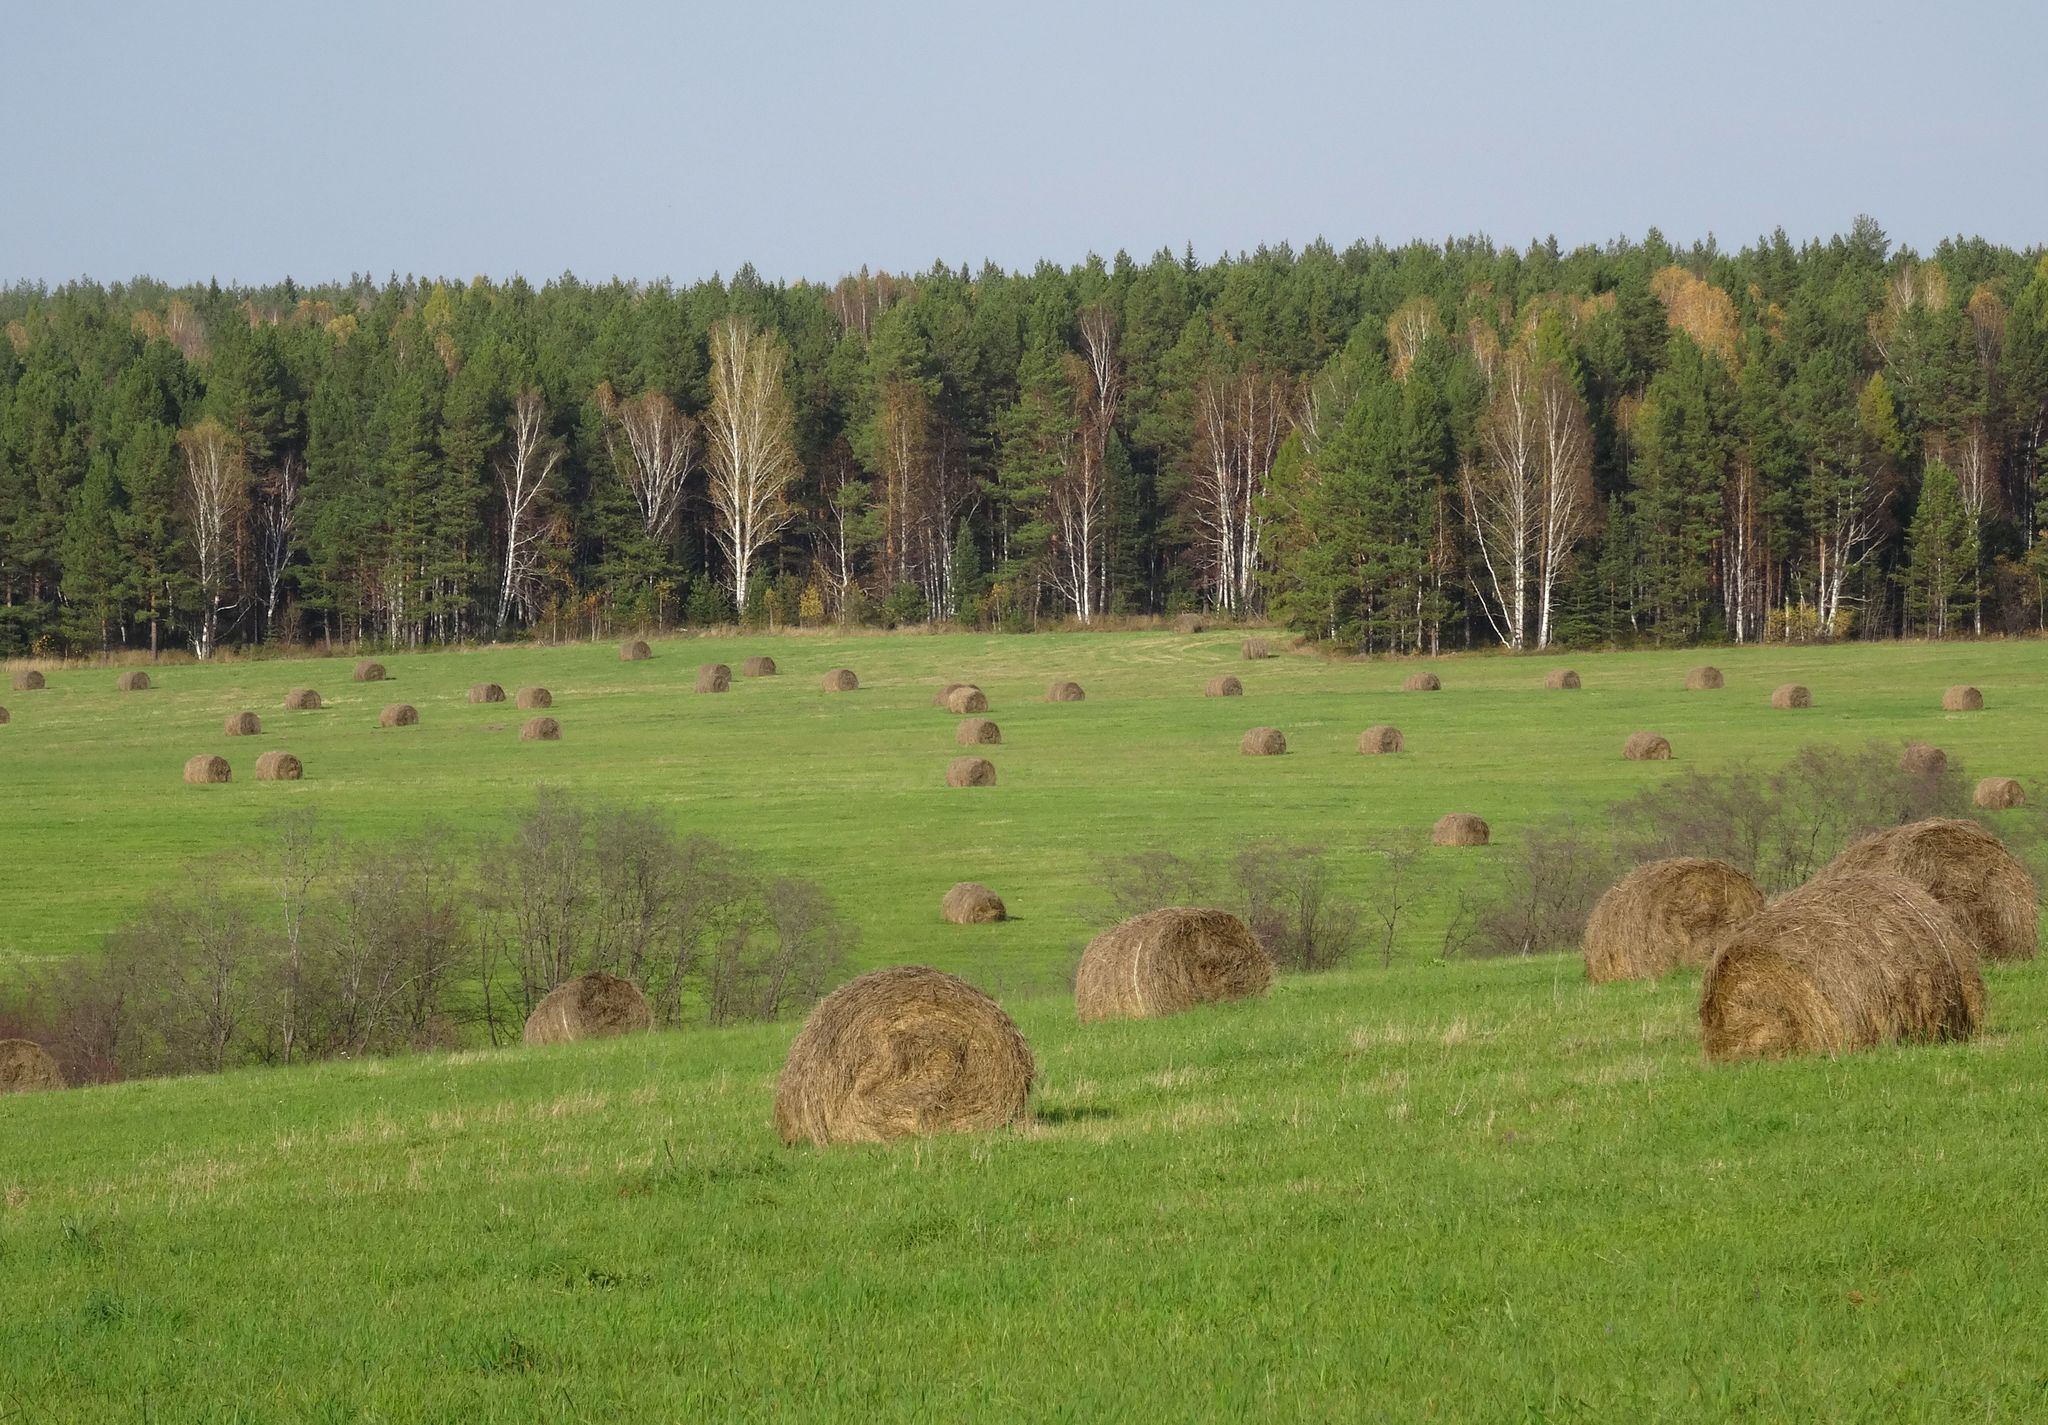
[116,670,151,692]
[254,750,303,781]
[619,640,651,662]
[932,682,970,707]
[183,754,231,784]
[822,668,858,692]
[0,707,9,726]
[469,682,506,704]
[223,711,262,736]
[1685,666,1724,691]
[1942,685,1984,712]
[742,655,777,677]
[1582,858,1765,982]
[956,718,1001,747]
[943,882,1007,924]
[283,688,322,711]
[1358,725,1404,755]
[947,756,997,787]
[1900,742,1948,775]
[1241,638,1270,660]
[516,687,552,710]
[1074,907,1274,1022]
[695,663,732,693]
[944,685,988,714]
[1172,613,1206,634]
[1623,731,1673,761]
[1240,727,1286,756]
[1545,669,1581,690]
[1432,813,1489,847]
[1046,680,1085,702]
[1403,670,1441,692]
[352,660,386,682]
[520,717,562,742]
[379,703,418,728]
[0,1039,64,1094]
[1974,776,2025,809]
[1822,818,2038,962]
[522,971,653,1046]
[1698,871,1984,1062]
[1204,674,1243,697]
[1770,683,1811,709]
[11,670,44,691]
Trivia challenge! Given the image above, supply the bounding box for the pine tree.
[1902,459,1974,637]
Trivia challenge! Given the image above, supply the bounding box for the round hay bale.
[11,670,44,691]
[469,682,506,704]
[695,663,732,693]
[1240,727,1287,756]
[520,716,562,742]
[1942,685,1984,712]
[0,1039,63,1094]
[116,670,150,692]
[283,688,322,711]
[742,655,777,677]
[1770,683,1811,709]
[944,685,988,715]
[1241,637,1271,660]
[1623,731,1673,761]
[0,706,9,725]
[254,749,303,781]
[821,668,858,692]
[379,703,418,728]
[1432,813,1489,847]
[1975,776,2026,810]
[774,965,1035,1146]
[1582,858,1765,983]
[1204,674,1243,697]
[956,718,1001,747]
[352,660,386,682]
[1544,669,1581,690]
[932,682,970,707]
[619,640,651,662]
[1685,666,1725,691]
[1403,671,1441,692]
[942,882,1007,924]
[1046,680,1085,702]
[1900,742,1948,775]
[946,756,997,788]
[1075,907,1274,1022]
[516,687,552,710]
[1698,870,1984,1062]
[1172,613,1206,634]
[183,754,231,785]
[223,711,262,737]
[1822,818,2038,962]
[522,971,652,1046]
[1358,725,1404,755]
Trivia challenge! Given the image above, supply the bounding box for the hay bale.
[1240,727,1287,756]
[1545,669,1581,690]
[1698,871,1984,1062]
[695,663,732,693]
[742,655,777,677]
[254,750,303,781]
[1204,674,1243,697]
[522,971,653,1046]
[1046,680,1085,702]
[183,754,231,785]
[379,703,418,728]
[352,660,386,682]
[520,716,562,742]
[1685,666,1724,690]
[1770,683,1811,709]
[223,711,261,737]
[932,682,971,707]
[0,706,8,725]
[1358,725,1404,755]
[1975,777,2026,809]
[0,1039,63,1094]
[1942,685,1984,712]
[1074,907,1274,1022]
[11,670,44,691]
[774,965,1035,1146]
[469,682,506,704]
[944,685,988,714]
[1431,813,1489,847]
[1172,613,1206,634]
[821,668,858,692]
[516,687,552,710]
[1623,731,1673,761]
[619,640,651,662]
[1582,858,1765,982]
[1900,742,1948,775]
[1822,818,2038,962]
[1403,671,1441,692]
[283,688,322,711]
[1241,638,1270,660]
[947,756,997,787]
[943,882,1007,924]
[116,670,150,692]
[956,718,1001,746]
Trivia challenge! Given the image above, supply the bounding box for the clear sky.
[3,0,2039,287]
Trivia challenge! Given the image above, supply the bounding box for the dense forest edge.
[3,217,2046,659]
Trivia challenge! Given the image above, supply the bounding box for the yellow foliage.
[1649,266,1740,368]
[799,583,825,625]
[326,314,358,347]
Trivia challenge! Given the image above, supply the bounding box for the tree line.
[3,216,2046,656]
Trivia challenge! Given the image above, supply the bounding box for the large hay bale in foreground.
[1822,818,2038,962]
[619,640,651,662]
[1685,666,1724,691]
[11,670,44,691]
[1046,680,1085,702]
[1900,742,1948,775]
[379,703,418,728]
[742,655,777,677]
[522,971,653,1046]
[1432,813,1489,847]
[1358,725,1404,755]
[469,682,506,704]
[1204,674,1243,697]
[1583,858,1765,982]
[956,718,1001,746]
[1942,685,1984,712]
[283,688,322,711]
[224,711,262,736]
[1770,683,1811,709]
[1403,670,1441,692]
[1240,727,1287,756]
[943,882,1007,924]
[183,754,231,784]
[116,670,150,692]
[1075,907,1274,1022]
[254,750,303,781]
[775,965,1034,1146]
[1975,777,2026,809]
[821,668,858,692]
[1698,871,1984,1062]
[1623,731,1673,761]
[520,716,562,742]
[1241,638,1270,660]
[695,663,732,693]
[516,687,552,709]
[947,756,997,787]
[1545,669,1581,690]
[945,685,988,714]
[0,1039,63,1094]
[352,660,386,682]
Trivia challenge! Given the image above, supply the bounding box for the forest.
[2,216,2045,658]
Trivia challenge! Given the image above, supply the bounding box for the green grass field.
[5,633,2048,1420]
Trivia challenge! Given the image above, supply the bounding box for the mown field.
[5,633,2048,1420]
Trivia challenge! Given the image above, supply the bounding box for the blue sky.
[3,0,2039,285]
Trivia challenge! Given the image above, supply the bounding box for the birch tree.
[601,386,699,550]
[254,453,301,641]
[1533,365,1596,648]
[1462,353,1537,648]
[495,390,561,630]
[704,317,799,614]
[1192,366,1291,613]
[176,417,248,659]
